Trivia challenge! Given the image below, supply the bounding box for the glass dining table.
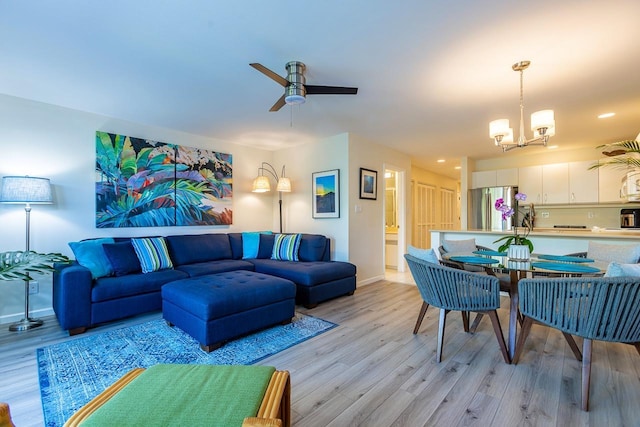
[441,250,608,359]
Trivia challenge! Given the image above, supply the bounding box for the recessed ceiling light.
[437,159,445,163]
[598,112,615,119]
[454,166,461,170]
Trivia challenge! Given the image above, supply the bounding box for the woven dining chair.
[405,254,510,364]
[513,276,640,411]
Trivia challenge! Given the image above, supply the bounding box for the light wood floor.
[2,280,640,426]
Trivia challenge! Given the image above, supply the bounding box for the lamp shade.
[276,177,292,192]
[0,176,52,204]
[531,110,555,131]
[252,176,271,193]
[489,119,510,138]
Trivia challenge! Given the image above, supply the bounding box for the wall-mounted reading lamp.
[251,162,291,233]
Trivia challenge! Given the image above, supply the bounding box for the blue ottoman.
[161,271,296,352]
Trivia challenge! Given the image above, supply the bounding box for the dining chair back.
[514,276,640,410]
[405,254,510,363]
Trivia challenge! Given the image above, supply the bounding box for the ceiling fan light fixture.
[285,93,306,105]
[251,61,358,111]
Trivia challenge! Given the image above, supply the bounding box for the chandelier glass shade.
[490,61,555,152]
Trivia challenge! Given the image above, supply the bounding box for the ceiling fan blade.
[305,85,358,95]
[250,63,288,87]
[269,94,286,112]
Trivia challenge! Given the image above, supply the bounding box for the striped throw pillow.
[131,237,174,273]
[271,234,302,261]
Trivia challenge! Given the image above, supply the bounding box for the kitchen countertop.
[432,228,640,239]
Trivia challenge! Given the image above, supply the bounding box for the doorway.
[384,165,406,274]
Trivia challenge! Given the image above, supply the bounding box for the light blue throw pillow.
[271,234,302,261]
[604,262,640,277]
[408,245,439,264]
[68,238,115,279]
[242,231,273,259]
[131,237,173,273]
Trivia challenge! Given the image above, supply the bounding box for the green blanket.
[81,364,276,427]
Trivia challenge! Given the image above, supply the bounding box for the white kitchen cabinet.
[598,163,626,203]
[568,160,598,203]
[471,170,496,189]
[496,168,518,186]
[518,166,542,204]
[471,168,518,189]
[542,163,569,204]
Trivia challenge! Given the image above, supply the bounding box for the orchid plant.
[493,192,534,253]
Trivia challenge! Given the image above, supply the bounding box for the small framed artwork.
[359,168,378,200]
[312,169,340,218]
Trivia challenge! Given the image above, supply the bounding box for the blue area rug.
[37,313,336,427]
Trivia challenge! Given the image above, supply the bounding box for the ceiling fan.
[250,61,358,112]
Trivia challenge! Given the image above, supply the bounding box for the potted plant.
[493,193,533,260]
[589,137,640,170]
[0,251,69,281]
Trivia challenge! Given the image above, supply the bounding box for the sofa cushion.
[257,234,276,259]
[228,233,243,260]
[242,231,273,259]
[250,259,356,286]
[103,241,141,276]
[271,234,302,261]
[162,271,296,320]
[92,269,189,302]
[132,237,174,273]
[165,234,232,266]
[175,260,255,277]
[68,238,115,279]
[298,234,328,262]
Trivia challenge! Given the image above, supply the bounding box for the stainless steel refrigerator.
[468,186,518,231]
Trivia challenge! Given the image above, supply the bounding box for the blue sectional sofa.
[53,232,357,335]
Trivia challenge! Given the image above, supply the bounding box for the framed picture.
[312,169,340,218]
[359,168,378,200]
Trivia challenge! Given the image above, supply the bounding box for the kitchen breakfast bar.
[431,228,640,255]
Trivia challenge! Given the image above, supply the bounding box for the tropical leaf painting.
[95,131,232,228]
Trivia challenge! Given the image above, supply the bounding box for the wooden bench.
[64,364,290,427]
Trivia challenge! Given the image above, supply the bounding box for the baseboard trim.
[357,275,385,286]
[0,308,55,325]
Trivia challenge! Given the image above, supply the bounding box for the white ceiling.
[1,1,639,178]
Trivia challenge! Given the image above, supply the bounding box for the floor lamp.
[251,163,292,233]
[0,175,53,331]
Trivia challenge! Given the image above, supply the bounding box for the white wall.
[348,134,412,284]
[0,95,413,323]
[273,134,350,261]
[0,94,274,323]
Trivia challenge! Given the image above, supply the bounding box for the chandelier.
[489,60,555,152]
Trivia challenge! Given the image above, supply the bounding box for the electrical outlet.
[587,211,595,219]
[540,211,550,218]
[28,281,39,294]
